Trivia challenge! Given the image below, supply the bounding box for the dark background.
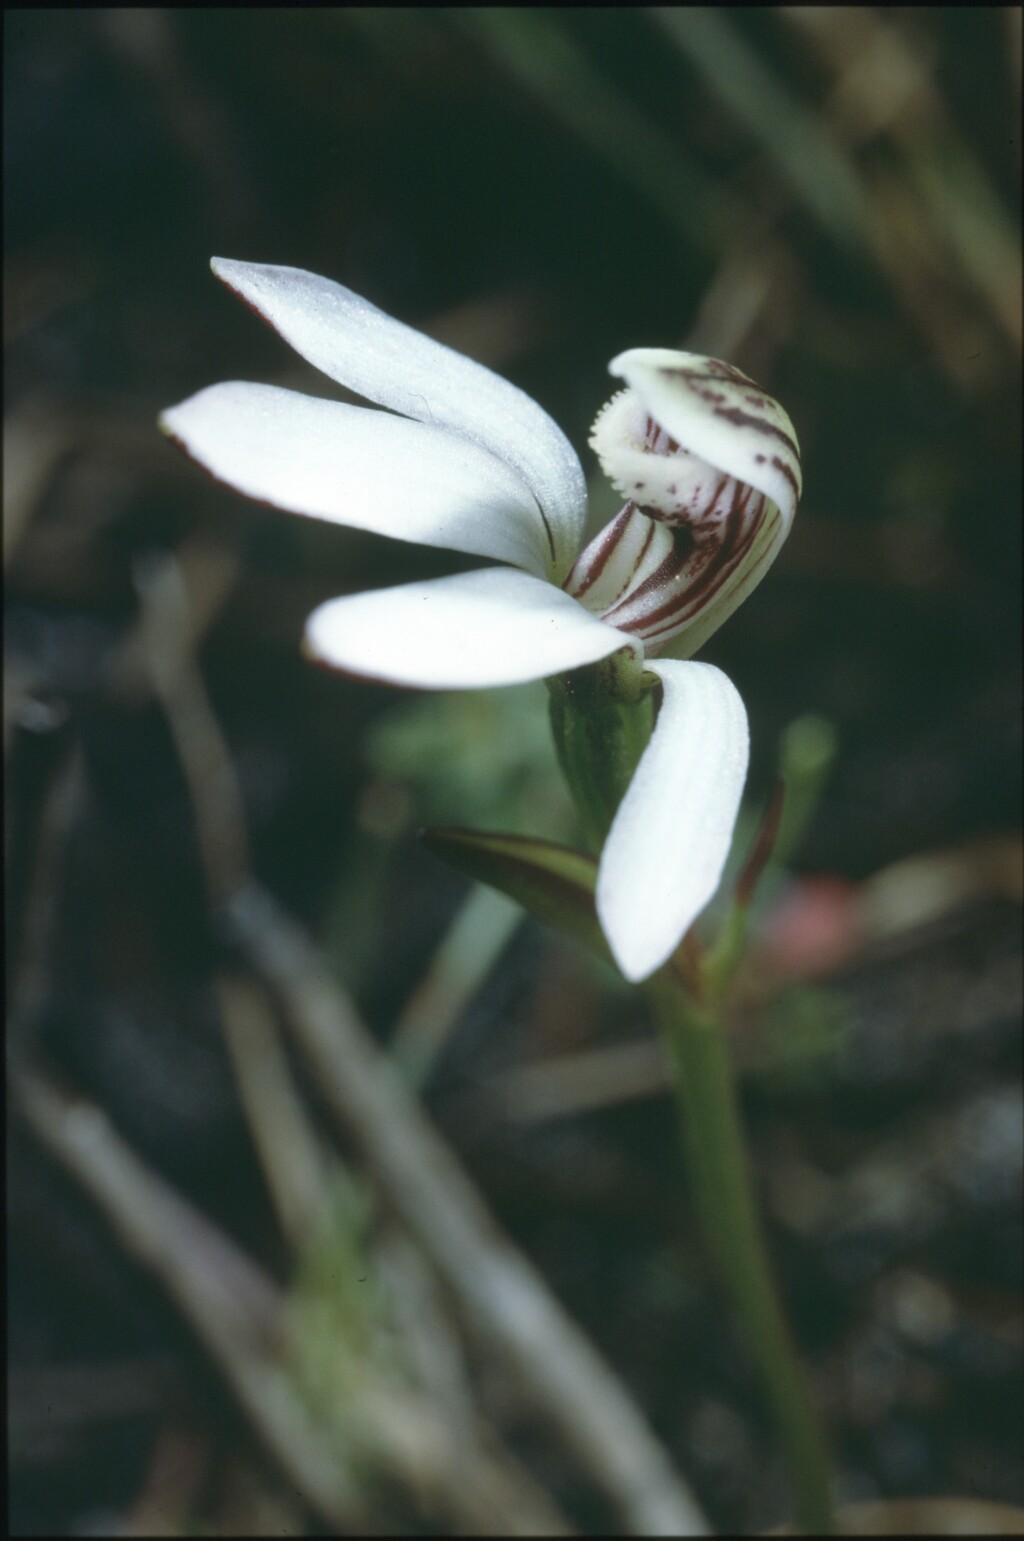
[6,9,1022,1534]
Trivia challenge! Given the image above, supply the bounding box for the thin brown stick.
[3,404,76,562]
[389,883,520,1086]
[7,746,83,1055]
[112,536,240,706]
[134,551,334,1246]
[376,1226,578,1535]
[133,547,249,905]
[216,971,331,1250]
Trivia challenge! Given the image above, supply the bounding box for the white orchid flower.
[160,260,801,982]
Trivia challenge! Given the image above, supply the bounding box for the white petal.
[608,349,801,531]
[304,566,638,689]
[596,660,748,981]
[210,259,587,578]
[160,382,549,575]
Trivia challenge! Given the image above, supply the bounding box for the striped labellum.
[568,349,801,659]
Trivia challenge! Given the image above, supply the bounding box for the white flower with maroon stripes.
[161,260,801,981]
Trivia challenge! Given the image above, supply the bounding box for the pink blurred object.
[760,875,864,978]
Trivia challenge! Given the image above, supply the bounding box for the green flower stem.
[547,648,655,853]
[549,654,833,1533]
[645,974,833,1535]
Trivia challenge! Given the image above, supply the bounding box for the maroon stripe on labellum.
[637,503,762,637]
[770,454,800,497]
[620,514,658,603]
[566,503,635,599]
[566,501,657,610]
[667,361,754,388]
[711,405,800,463]
[602,482,769,642]
[604,480,751,627]
[660,365,801,466]
[563,499,659,613]
[643,472,729,529]
[642,517,777,646]
[642,415,681,455]
[605,540,708,635]
[751,451,799,499]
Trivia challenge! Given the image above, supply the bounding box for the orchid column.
[162,259,832,1532]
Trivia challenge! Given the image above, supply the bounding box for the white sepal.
[304,566,638,689]
[596,660,749,981]
[210,259,587,578]
[160,381,549,576]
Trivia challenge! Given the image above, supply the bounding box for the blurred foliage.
[366,682,574,838]
[287,1180,402,1425]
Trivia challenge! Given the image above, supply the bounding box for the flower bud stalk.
[548,650,655,853]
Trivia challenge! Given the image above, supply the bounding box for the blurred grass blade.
[456,7,736,256]
[650,7,869,251]
[422,827,610,962]
[775,713,838,868]
[390,884,522,1087]
[904,134,1022,351]
[779,6,1022,353]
